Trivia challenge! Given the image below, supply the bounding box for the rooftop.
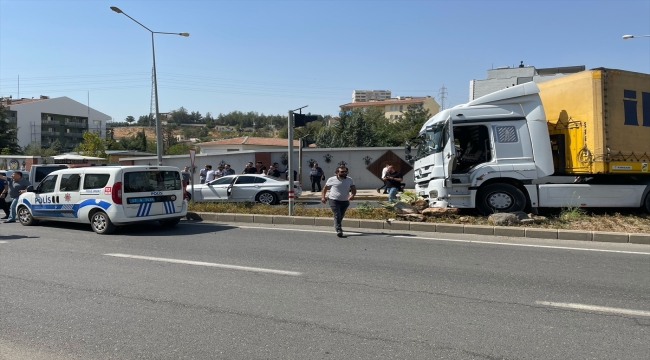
[340,96,431,108]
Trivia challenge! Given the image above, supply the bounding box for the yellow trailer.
[539,68,650,174]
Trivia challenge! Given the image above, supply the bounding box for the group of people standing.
[193,164,237,184]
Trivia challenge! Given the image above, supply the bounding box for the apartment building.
[2,96,111,150]
[339,95,440,121]
[469,63,585,100]
[352,90,391,103]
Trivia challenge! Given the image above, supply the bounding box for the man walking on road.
[1,171,31,223]
[377,164,390,194]
[383,165,403,202]
[321,166,356,237]
[199,165,208,184]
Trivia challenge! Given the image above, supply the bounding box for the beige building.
[352,90,391,102]
[339,96,440,121]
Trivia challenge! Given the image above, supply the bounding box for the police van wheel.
[257,191,278,205]
[17,206,38,226]
[159,218,180,228]
[90,211,116,234]
[643,193,650,214]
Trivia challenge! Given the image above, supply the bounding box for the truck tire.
[476,183,527,215]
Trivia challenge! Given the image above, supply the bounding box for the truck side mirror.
[405,143,411,154]
[405,154,414,164]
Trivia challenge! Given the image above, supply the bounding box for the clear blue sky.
[1,0,649,123]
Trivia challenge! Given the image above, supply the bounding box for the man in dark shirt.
[222,164,236,176]
[256,161,267,175]
[382,165,403,202]
[242,162,257,174]
[0,173,9,219]
[1,171,31,223]
[267,165,281,178]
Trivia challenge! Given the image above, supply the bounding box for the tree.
[163,124,178,152]
[74,131,106,158]
[125,115,136,125]
[204,112,215,128]
[136,114,151,126]
[393,104,431,145]
[316,109,377,148]
[0,103,21,154]
[167,143,199,155]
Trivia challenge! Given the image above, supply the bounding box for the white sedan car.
[189,174,302,205]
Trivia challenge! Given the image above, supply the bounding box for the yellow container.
[538,68,650,174]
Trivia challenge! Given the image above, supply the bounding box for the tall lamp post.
[110,6,189,166]
[622,34,650,39]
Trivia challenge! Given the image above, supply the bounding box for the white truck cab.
[17,165,187,234]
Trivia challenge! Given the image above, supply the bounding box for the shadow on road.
[10,220,237,237]
[0,234,40,241]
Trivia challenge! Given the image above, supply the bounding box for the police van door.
[31,174,60,219]
[122,169,183,218]
[56,172,82,219]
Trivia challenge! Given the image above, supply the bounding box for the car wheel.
[185,191,192,201]
[90,211,116,234]
[17,206,38,226]
[476,183,526,215]
[159,218,180,228]
[256,191,278,205]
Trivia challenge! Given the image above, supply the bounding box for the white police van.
[16,165,187,234]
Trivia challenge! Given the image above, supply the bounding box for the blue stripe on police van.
[164,201,175,214]
[145,203,152,216]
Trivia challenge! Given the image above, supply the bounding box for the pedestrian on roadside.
[215,166,224,178]
[268,165,281,178]
[243,162,257,174]
[256,161,267,175]
[383,165,403,202]
[377,164,390,194]
[0,172,10,219]
[321,166,356,237]
[1,171,31,223]
[181,166,191,185]
[205,165,216,182]
[199,165,208,184]
[222,164,236,176]
[309,162,325,192]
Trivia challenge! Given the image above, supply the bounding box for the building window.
[399,105,403,111]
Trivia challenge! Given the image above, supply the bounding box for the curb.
[190,212,650,245]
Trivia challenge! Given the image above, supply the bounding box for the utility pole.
[287,105,308,216]
[438,84,448,111]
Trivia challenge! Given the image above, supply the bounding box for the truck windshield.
[417,122,448,157]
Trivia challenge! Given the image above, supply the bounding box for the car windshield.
[417,121,448,157]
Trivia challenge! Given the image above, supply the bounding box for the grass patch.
[188,201,650,233]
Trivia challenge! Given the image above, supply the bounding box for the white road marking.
[536,301,650,317]
[0,240,8,244]
[104,253,301,276]
[236,225,650,256]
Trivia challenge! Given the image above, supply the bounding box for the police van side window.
[38,175,58,194]
[59,173,81,192]
[83,174,110,189]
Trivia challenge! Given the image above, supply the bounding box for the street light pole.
[110,6,189,166]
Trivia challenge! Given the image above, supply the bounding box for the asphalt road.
[1,219,649,359]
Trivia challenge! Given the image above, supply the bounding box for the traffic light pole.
[288,105,308,216]
[288,110,294,215]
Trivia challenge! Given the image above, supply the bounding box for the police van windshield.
[123,171,181,193]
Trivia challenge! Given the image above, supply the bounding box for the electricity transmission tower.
[438,85,448,111]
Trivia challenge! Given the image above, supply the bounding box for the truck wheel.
[476,183,527,215]
[90,211,116,234]
[17,206,38,226]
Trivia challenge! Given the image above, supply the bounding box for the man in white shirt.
[321,166,356,237]
[377,164,390,194]
[205,165,216,182]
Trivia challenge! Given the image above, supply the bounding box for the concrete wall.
[8,97,111,148]
[121,147,416,190]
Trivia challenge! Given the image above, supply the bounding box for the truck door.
[441,119,456,184]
